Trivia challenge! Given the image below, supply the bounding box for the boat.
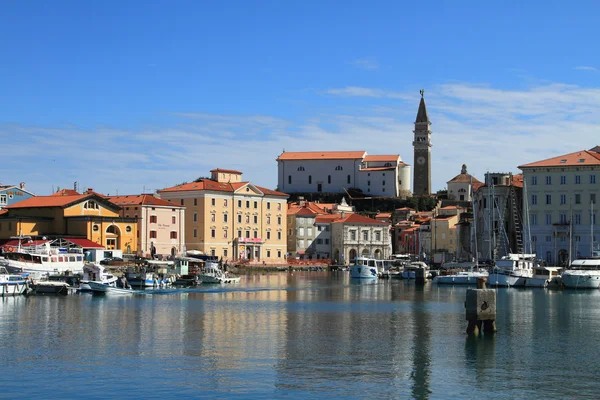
[349,257,378,279]
[87,281,140,295]
[126,261,175,288]
[79,263,118,292]
[434,267,489,285]
[0,266,28,296]
[1,237,85,280]
[30,280,74,295]
[525,265,562,288]
[198,262,240,284]
[561,248,600,289]
[402,261,431,279]
[487,253,536,287]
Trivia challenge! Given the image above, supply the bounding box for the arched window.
[308,175,312,184]
[335,165,343,171]
[297,166,305,171]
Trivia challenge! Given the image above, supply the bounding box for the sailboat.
[562,200,600,289]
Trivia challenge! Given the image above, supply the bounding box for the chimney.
[19,182,25,189]
[87,188,94,194]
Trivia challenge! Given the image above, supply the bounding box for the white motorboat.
[349,257,378,279]
[2,237,85,280]
[30,281,73,295]
[562,249,600,289]
[79,263,118,292]
[434,268,488,285]
[198,262,240,284]
[88,281,139,295]
[0,266,28,296]
[525,266,562,288]
[487,253,536,287]
[402,261,431,279]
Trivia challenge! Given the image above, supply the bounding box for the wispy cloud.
[350,58,379,70]
[575,66,599,72]
[324,86,412,100]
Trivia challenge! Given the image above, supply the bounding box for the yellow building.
[0,189,137,253]
[431,206,466,262]
[157,169,288,263]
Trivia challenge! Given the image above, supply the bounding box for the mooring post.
[465,277,496,335]
[415,267,426,285]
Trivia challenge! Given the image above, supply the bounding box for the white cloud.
[575,66,599,72]
[3,82,600,197]
[350,58,379,70]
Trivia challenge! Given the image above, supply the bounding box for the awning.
[1,239,50,249]
[63,238,104,249]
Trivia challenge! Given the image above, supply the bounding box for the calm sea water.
[1,272,599,399]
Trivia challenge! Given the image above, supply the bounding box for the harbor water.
[1,272,599,399]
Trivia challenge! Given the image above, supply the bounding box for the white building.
[331,213,391,264]
[518,147,600,265]
[276,151,411,198]
[447,164,483,202]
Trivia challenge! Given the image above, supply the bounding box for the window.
[530,214,537,226]
[193,229,197,238]
[180,199,184,206]
[546,176,551,185]
[575,194,581,204]
[246,230,250,238]
[347,175,351,184]
[267,202,271,210]
[531,176,537,185]
[560,176,566,185]
[376,231,381,241]
[363,231,369,241]
[288,175,292,184]
[328,175,331,184]
[297,166,305,171]
[546,194,551,205]
[278,203,282,211]
[211,229,216,238]
[325,238,329,245]
[560,194,566,205]
[238,200,242,208]
[591,175,597,184]
[211,249,216,256]
[170,231,177,239]
[238,230,242,238]
[368,180,371,186]
[335,165,343,171]
[531,194,537,205]
[224,214,228,223]
[0,194,6,205]
[211,198,216,206]
[546,214,552,225]
[308,175,312,184]
[592,193,597,204]
[193,213,198,222]
[574,214,581,225]
[532,236,536,242]
[211,214,216,222]
[307,228,312,236]
[237,214,241,223]
[267,231,271,240]
[246,201,250,208]
[350,230,356,240]
[559,213,568,223]
[575,175,581,184]
[253,231,258,238]
[382,181,385,186]
[150,215,157,223]
[172,216,176,224]
[245,215,250,223]
[545,236,552,242]
[298,227,305,236]
[267,216,271,224]
[254,201,258,209]
[224,230,228,238]
[253,215,258,224]
[194,198,197,206]
[277,250,282,258]
[277,216,282,225]
[224,249,228,257]
[224,199,228,206]
[150,230,157,238]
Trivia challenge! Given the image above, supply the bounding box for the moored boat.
[525,266,562,288]
[79,263,118,291]
[561,249,600,289]
[88,281,140,295]
[487,253,536,287]
[198,262,240,284]
[434,268,488,285]
[402,261,431,279]
[0,266,28,296]
[349,257,378,279]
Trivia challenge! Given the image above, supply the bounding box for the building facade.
[0,183,35,209]
[446,164,483,202]
[519,148,600,265]
[331,213,391,264]
[0,189,137,252]
[276,151,411,197]
[413,90,432,196]
[107,194,186,258]
[157,169,288,263]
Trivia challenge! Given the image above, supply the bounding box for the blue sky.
[2,1,600,195]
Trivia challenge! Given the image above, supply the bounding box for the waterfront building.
[331,213,391,264]
[276,151,411,198]
[286,201,322,259]
[0,188,137,252]
[430,206,465,264]
[413,90,432,196]
[518,147,600,265]
[472,172,524,261]
[106,194,185,258]
[157,169,288,263]
[0,182,35,209]
[314,214,341,260]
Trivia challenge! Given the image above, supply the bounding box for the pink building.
[107,194,185,258]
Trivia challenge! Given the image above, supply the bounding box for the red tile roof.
[50,189,80,196]
[519,149,600,168]
[277,151,366,161]
[447,173,483,185]
[361,167,397,171]
[158,179,288,197]
[210,168,243,175]
[315,215,343,223]
[107,194,179,207]
[364,155,400,162]
[6,193,91,209]
[333,213,388,225]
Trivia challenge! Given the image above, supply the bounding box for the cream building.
[431,206,465,264]
[446,164,483,202]
[107,194,185,258]
[157,169,288,263]
[277,151,411,197]
[331,213,391,264]
[519,147,600,265]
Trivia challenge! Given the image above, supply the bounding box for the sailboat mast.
[569,197,573,265]
[592,200,595,256]
[471,176,478,264]
[488,174,492,260]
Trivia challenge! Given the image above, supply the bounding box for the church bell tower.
[412,90,432,196]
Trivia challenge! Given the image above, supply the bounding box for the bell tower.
[413,90,432,196]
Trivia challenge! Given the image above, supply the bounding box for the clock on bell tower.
[412,90,432,196]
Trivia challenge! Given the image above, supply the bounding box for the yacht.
[487,253,536,287]
[349,257,378,279]
[434,266,488,285]
[561,248,600,289]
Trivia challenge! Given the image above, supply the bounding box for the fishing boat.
[79,263,118,292]
[30,281,73,295]
[1,237,85,279]
[126,260,175,288]
[198,262,240,284]
[525,265,562,288]
[87,281,140,295]
[0,266,28,296]
[349,257,378,279]
[487,253,536,287]
[402,261,431,279]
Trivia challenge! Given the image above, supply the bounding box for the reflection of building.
[157,169,288,263]
[107,194,185,257]
[331,213,391,263]
[277,151,411,197]
[519,147,600,265]
[0,189,137,252]
[0,182,35,209]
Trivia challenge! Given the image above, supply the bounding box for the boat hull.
[0,281,28,296]
[561,271,600,289]
[199,274,241,284]
[434,272,488,285]
[88,281,138,295]
[487,271,525,287]
[349,265,378,279]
